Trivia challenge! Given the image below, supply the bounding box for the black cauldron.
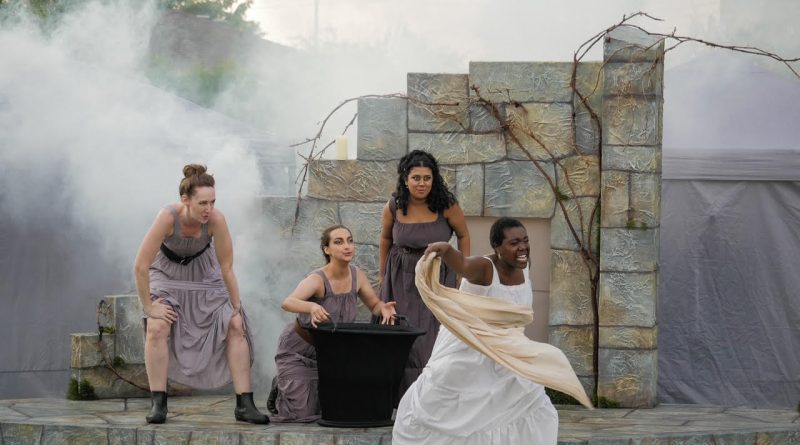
[307,322,425,427]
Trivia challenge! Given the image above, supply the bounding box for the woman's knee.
[146,319,170,342]
[228,314,245,336]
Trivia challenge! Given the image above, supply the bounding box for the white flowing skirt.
[393,327,558,445]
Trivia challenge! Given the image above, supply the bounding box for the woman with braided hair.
[133,164,268,425]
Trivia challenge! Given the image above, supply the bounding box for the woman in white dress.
[393,217,558,444]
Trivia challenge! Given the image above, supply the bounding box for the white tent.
[659,50,800,407]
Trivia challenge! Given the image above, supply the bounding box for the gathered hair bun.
[183,164,207,178]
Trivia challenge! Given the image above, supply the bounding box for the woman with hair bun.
[133,164,268,425]
[378,150,470,403]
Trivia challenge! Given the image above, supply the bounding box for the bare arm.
[378,202,394,282]
[445,203,471,257]
[280,274,330,327]
[209,210,242,313]
[133,208,177,322]
[424,242,492,286]
[355,267,396,324]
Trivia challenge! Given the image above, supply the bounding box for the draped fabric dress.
[272,266,358,422]
[145,205,254,389]
[393,258,559,444]
[379,198,456,401]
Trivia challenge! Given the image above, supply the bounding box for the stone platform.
[1,396,799,444]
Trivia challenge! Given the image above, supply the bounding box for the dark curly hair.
[489,217,525,249]
[394,150,456,215]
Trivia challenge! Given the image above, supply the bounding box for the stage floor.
[1,396,798,444]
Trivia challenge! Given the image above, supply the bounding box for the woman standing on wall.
[378,150,470,402]
[133,164,268,425]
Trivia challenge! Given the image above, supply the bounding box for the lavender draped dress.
[379,198,456,402]
[144,205,254,389]
[272,266,358,422]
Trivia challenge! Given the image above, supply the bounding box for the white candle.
[335,135,348,160]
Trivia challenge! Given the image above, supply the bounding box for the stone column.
[598,26,664,407]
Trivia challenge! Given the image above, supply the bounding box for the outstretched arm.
[424,242,493,286]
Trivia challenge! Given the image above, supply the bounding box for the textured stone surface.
[468,101,502,132]
[575,62,605,114]
[111,295,144,365]
[108,427,137,445]
[152,429,191,444]
[469,62,573,103]
[453,164,484,216]
[407,73,468,132]
[549,325,594,376]
[550,197,600,253]
[604,62,663,96]
[600,228,659,272]
[630,173,661,228]
[601,171,630,228]
[356,97,407,161]
[575,103,601,155]
[260,196,300,237]
[71,365,149,399]
[308,160,397,202]
[506,102,575,160]
[604,26,665,63]
[352,243,379,293]
[600,326,657,349]
[71,334,113,369]
[2,423,43,444]
[408,132,505,164]
[598,348,657,408]
[556,155,600,198]
[603,96,661,146]
[239,431,280,445]
[290,198,340,241]
[42,426,108,445]
[549,250,594,326]
[484,161,556,218]
[603,146,661,172]
[279,431,336,445]
[599,272,657,327]
[756,431,800,444]
[339,202,386,246]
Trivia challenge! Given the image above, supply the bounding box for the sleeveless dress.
[379,198,456,401]
[393,258,559,444]
[272,266,359,422]
[145,205,254,389]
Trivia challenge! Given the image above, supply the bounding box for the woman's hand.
[147,298,177,324]
[424,241,452,258]
[309,303,330,328]
[379,301,397,325]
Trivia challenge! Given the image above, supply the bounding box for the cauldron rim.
[306,322,425,336]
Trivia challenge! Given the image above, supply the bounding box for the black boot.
[266,376,279,415]
[145,391,167,424]
[235,392,270,424]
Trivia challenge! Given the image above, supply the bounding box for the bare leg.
[144,318,170,391]
[227,314,252,394]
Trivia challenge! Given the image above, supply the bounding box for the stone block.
[598,348,657,408]
[548,325,594,376]
[630,173,661,228]
[2,423,44,444]
[42,425,108,445]
[440,165,457,191]
[468,102,502,132]
[356,97,407,161]
[407,73,469,132]
[240,431,280,445]
[600,228,659,272]
[408,132,505,164]
[556,155,600,198]
[108,295,144,365]
[600,326,657,350]
[336,433,387,445]
[185,430,240,445]
[603,146,661,172]
[308,160,397,202]
[603,96,661,146]
[261,195,300,238]
[506,102,575,161]
[604,26,665,63]
[153,430,191,445]
[601,171,630,228]
[575,62,605,113]
[469,62,573,103]
[71,365,150,399]
[71,333,113,369]
[484,161,556,218]
[575,103,601,155]
[604,62,663,96]
[278,431,336,445]
[353,243,379,291]
[339,202,386,246]
[599,271,657,327]
[108,427,137,445]
[550,197,600,254]
[454,164,484,216]
[756,431,800,445]
[549,250,594,326]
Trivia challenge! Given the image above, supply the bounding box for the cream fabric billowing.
[414,253,593,409]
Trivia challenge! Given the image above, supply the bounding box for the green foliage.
[597,396,621,408]
[100,326,115,335]
[146,57,239,107]
[112,356,126,368]
[67,378,97,400]
[626,217,636,229]
[159,0,259,34]
[545,388,581,405]
[555,188,571,202]
[639,221,649,230]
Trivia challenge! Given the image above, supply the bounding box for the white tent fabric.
[659,50,800,407]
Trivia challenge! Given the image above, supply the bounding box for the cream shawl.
[415,253,593,409]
